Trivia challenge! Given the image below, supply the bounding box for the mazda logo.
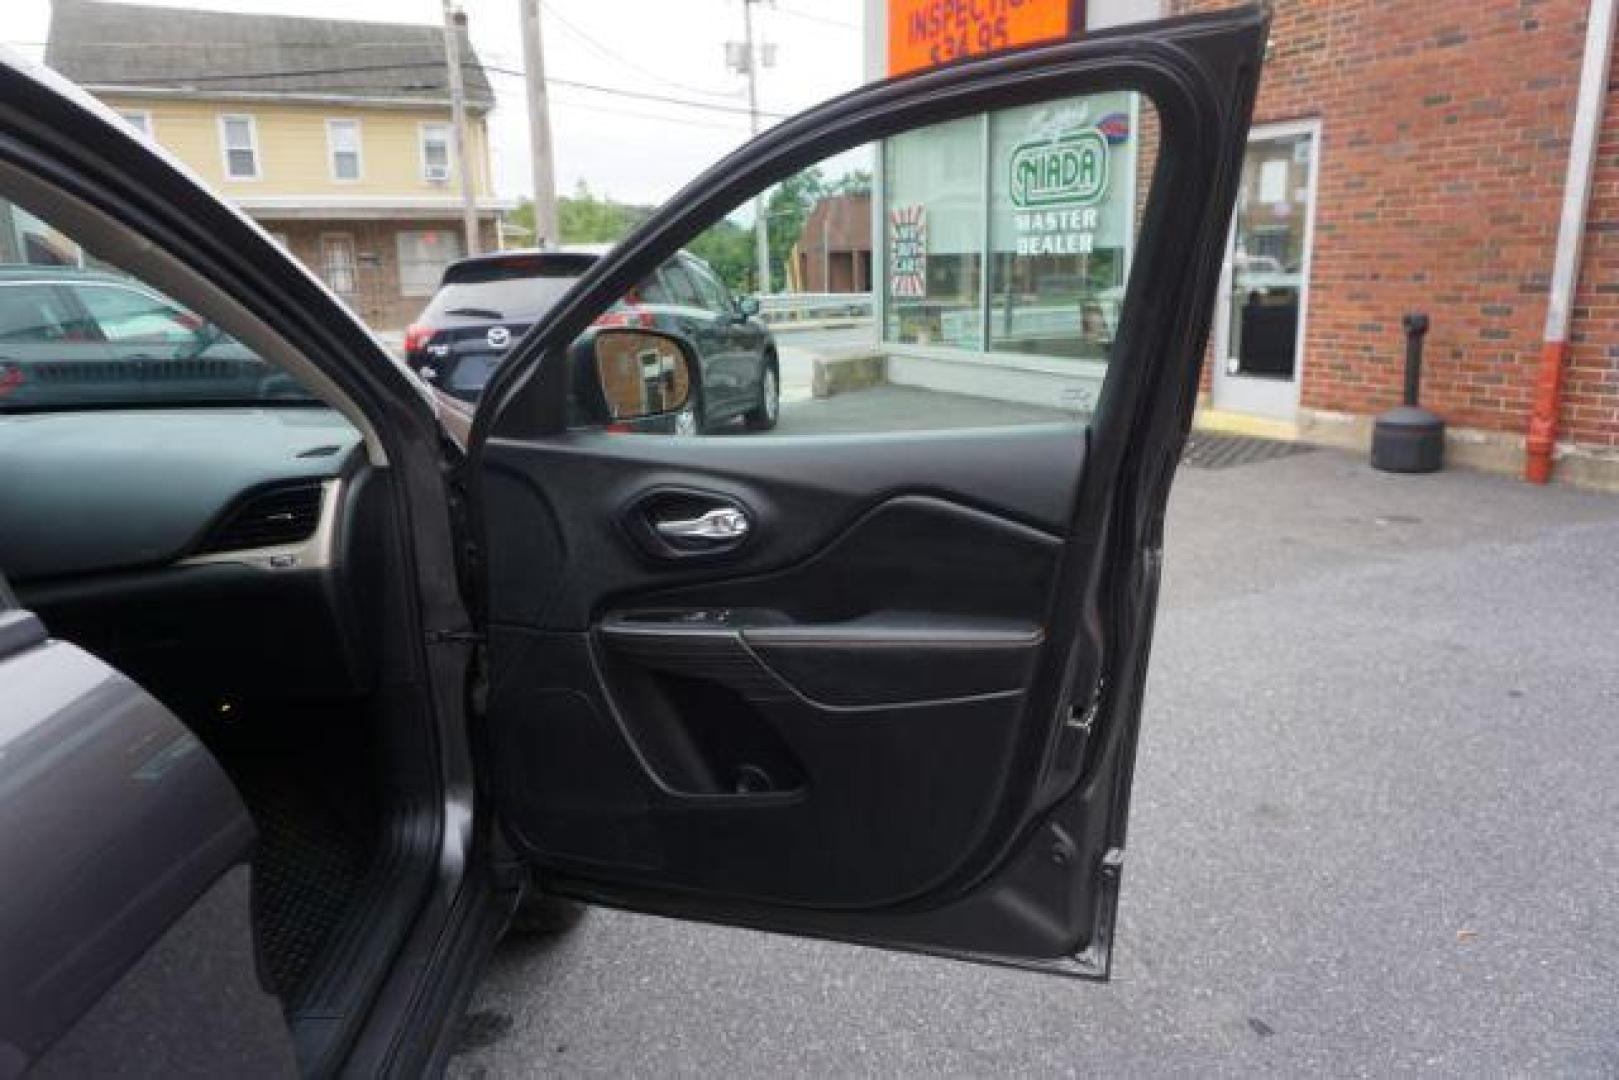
[486,326,511,349]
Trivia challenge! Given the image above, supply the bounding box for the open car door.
[467,8,1266,976]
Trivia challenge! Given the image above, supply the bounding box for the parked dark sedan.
[0,265,304,407]
[405,247,780,433]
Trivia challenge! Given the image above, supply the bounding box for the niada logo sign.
[1010,130,1109,209]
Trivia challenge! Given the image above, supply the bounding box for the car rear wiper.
[444,306,504,319]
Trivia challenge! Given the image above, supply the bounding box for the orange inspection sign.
[887,0,1083,77]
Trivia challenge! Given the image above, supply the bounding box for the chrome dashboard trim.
[177,477,342,571]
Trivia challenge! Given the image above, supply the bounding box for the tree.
[687,218,755,294]
[762,166,827,293]
[507,182,651,248]
[501,168,871,294]
[828,169,873,197]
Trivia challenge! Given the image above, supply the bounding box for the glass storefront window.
[881,94,1153,365]
[987,92,1141,359]
[883,116,983,348]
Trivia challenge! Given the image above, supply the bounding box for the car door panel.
[481,424,1081,628]
[482,431,1075,906]
[471,8,1265,976]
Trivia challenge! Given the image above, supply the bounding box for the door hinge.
[427,627,485,646]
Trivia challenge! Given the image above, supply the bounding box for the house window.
[420,123,452,183]
[326,119,362,182]
[119,110,152,138]
[219,115,260,180]
[320,233,358,295]
[397,229,464,297]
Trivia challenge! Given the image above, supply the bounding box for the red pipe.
[1524,0,1614,484]
[1524,340,1569,485]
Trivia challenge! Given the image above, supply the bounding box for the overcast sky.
[3,0,869,205]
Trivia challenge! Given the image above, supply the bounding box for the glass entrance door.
[1211,124,1318,419]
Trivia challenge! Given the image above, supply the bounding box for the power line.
[10,40,455,48]
[94,60,789,119]
[547,94,752,132]
[97,60,476,86]
[501,68,788,119]
[772,4,861,31]
[537,2,741,100]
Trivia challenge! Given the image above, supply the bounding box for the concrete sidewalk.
[450,440,1619,1077]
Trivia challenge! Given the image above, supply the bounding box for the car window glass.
[631,270,672,305]
[660,263,706,310]
[0,186,318,411]
[74,284,197,344]
[421,276,580,322]
[689,265,732,315]
[0,284,83,343]
[582,92,1159,439]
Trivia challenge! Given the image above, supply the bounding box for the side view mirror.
[587,328,694,426]
[736,295,761,319]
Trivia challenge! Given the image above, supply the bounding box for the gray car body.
[0,599,292,1076]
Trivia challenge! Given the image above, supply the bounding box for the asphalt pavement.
[450,419,1619,1077]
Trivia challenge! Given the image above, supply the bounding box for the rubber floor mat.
[1181,432,1314,470]
[242,777,369,1002]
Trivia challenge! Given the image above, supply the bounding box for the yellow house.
[46,0,510,330]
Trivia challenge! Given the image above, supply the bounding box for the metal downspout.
[1526,0,1615,483]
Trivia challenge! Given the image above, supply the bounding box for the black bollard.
[1371,313,1445,473]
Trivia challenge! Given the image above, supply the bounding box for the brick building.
[864,0,1619,488]
[793,195,874,293]
[1167,0,1619,488]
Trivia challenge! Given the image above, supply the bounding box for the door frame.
[1211,116,1322,420]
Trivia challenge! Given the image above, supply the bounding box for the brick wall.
[261,218,499,331]
[1565,35,1619,449]
[1176,0,1618,462]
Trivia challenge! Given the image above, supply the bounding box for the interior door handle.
[654,507,751,543]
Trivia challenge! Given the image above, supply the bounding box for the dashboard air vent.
[199,482,323,553]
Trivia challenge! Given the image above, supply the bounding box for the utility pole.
[441,0,481,255]
[732,0,772,294]
[519,0,560,248]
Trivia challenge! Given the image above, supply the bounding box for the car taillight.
[593,307,655,329]
[404,323,435,353]
[0,363,22,397]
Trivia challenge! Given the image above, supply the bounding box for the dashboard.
[0,406,384,715]
[0,407,361,581]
